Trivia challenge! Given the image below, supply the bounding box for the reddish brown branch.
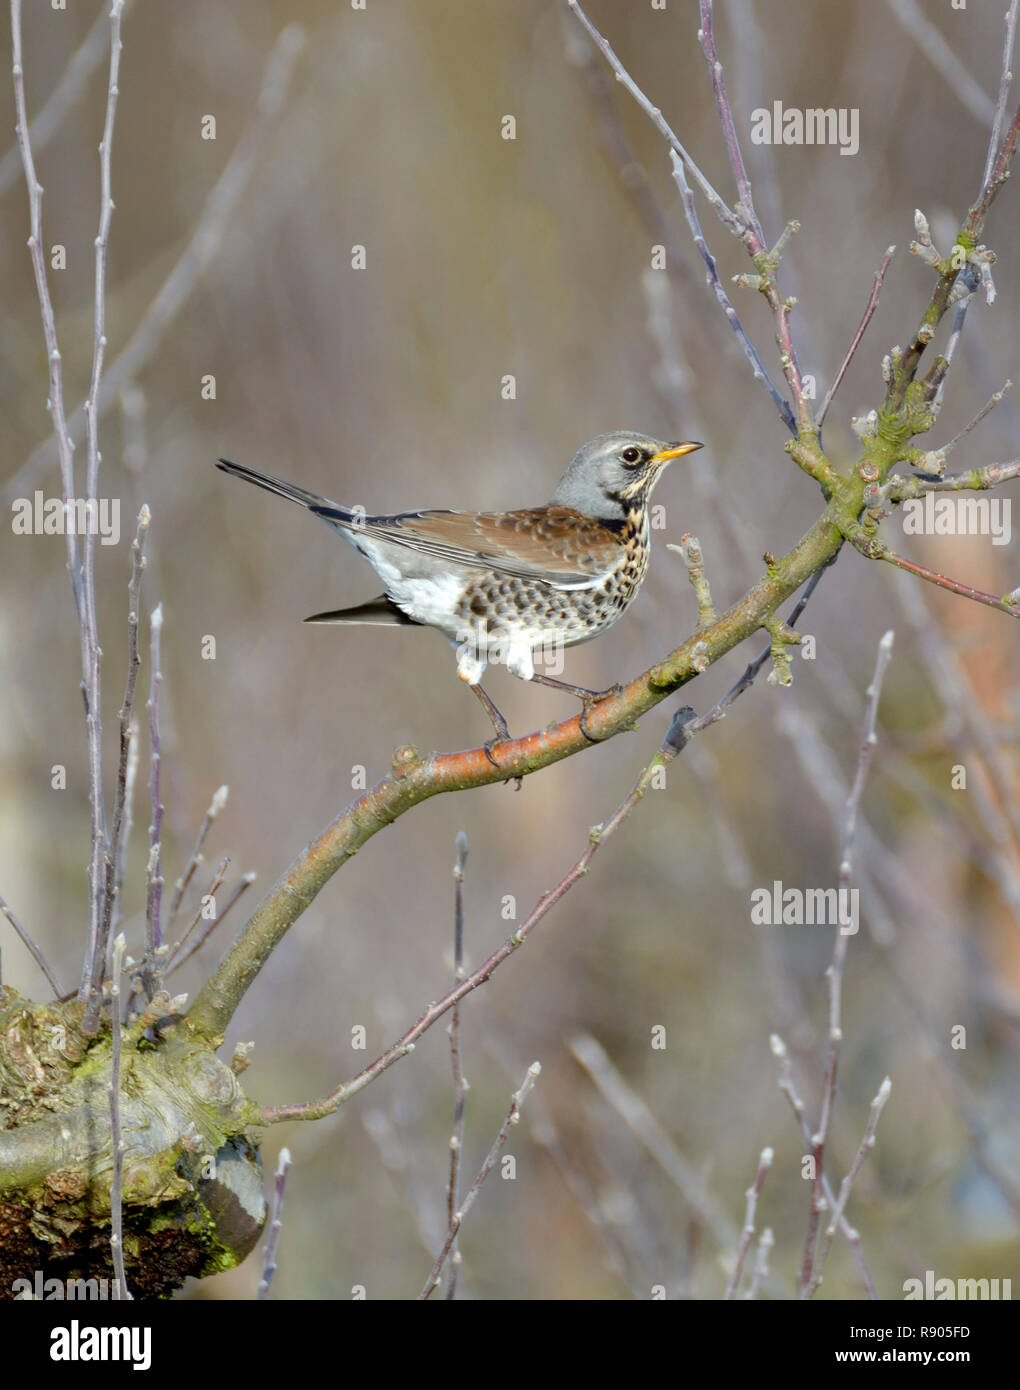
[817,247,897,428]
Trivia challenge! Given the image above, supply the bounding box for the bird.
[215,431,702,749]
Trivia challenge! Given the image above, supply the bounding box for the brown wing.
[347,507,624,589]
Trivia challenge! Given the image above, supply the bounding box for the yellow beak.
[650,441,704,464]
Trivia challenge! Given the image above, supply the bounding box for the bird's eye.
[621,447,642,465]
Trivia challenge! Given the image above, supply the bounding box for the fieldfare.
[216,431,701,746]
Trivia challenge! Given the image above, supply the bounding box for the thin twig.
[745,1228,774,1300]
[941,381,1013,457]
[930,5,1020,413]
[86,503,151,1031]
[445,831,470,1300]
[165,872,256,979]
[167,785,229,932]
[3,24,307,509]
[858,541,1020,618]
[10,0,81,602]
[817,247,897,428]
[891,571,1020,895]
[109,932,131,1301]
[982,0,1020,189]
[695,0,812,432]
[0,894,63,998]
[799,630,894,1298]
[724,1147,773,1299]
[165,857,230,973]
[696,0,765,246]
[418,1063,541,1300]
[258,711,701,1125]
[885,456,1020,501]
[670,153,794,433]
[77,0,126,1012]
[564,0,744,237]
[805,1077,892,1298]
[769,1034,877,1299]
[0,2,135,196]
[113,725,139,932]
[257,1148,291,1300]
[143,604,165,998]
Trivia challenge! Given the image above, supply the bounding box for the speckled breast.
[453,513,650,650]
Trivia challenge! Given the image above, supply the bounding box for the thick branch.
[187,502,848,1044]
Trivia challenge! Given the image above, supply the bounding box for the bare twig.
[3,25,307,509]
[696,0,765,246]
[165,857,230,973]
[891,571,1020,890]
[0,3,136,195]
[941,381,1013,458]
[167,785,229,931]
[445,831,470,1300]
[798,630,894,1298]
[143,605,165,998]
[696,1,813,432]
[669,153,795,433]
[0,894,63,998]
[257,1148,291,1300]
[113,726,139,931]
[418,1064,540,1300]
[982,0,1020,190]
[257,710,706,1125]
[564,0,743,236]
[817,247,897,428]
[724,1147,773,1299]
[85,504,151,1030]
[10,0,82,600]
[567,0,812,436]
[928,4,1019,413]
[806,1077,893,1299]
[770,1034,877,1298]
[165,871,256,979]
[854,539,1020,618]
[13,0,125,1011]
[886,456,1020,501]
[669,534,716,629]
[77,0,125,1012]
[745,1228,774,1300]
[109,932,131,1300]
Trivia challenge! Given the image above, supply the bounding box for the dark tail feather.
[304,595,420,627]
[216,458,348,515]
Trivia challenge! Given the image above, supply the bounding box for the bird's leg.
[526,671,623,742]
[470,683,513,765]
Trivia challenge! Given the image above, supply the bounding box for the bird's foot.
[482,735,505,768]
[577,683,623,743]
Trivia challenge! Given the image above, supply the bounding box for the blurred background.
[2,0,1019,1299]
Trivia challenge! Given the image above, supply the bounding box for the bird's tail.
[216,458,354,521]
[304,595,420,627]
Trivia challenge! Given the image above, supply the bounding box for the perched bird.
[216,431,701,746]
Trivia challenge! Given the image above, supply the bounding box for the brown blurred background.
[2,0,1019,1299]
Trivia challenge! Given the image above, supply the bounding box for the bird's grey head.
[551,431,702,523]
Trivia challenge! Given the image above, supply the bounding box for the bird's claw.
[578,684,622,742]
